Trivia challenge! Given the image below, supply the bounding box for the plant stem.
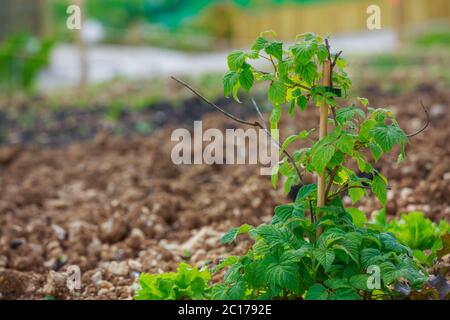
[316,60,331,238]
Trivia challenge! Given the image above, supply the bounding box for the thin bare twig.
[327,184,392,201]
[405,101,430,138]
[251,99,304,184]
[324,39,331,61]
[171,77,260,127]
[171,76,304,183]
[325,167,338,199]
[332,51,343,68]
[251,98,267,130]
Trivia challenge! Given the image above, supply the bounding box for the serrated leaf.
[333,287,361,300]
[359,119,376,141]
[272,204,294,225]
[346,207,367,227]
[227,50,246,70]
[305,283,328,300]
[269,105,282,129]
[264,250,300,291]
[348,183,365,204]
[265,41,283,61]
[291,41,316,64]
[360,248,382,268]
[251,37,269,51]
[214,256,239,272]
[313,248,335,270]
[369,142,383,162]
[312,144,335,175]
[370,124,408,153]
[335,133,355,154]
[295,183,317,202]
[336,106,365,125]
[297,61,317,83]
[297,95,308,111]
[257,224,296,248]
[221,224,254,244]
[223,70,239,98]
[349,274,369,290]
[268,81,286,106]
[316,44,328,62]
[239,66,254,91]
[371,174,387,205]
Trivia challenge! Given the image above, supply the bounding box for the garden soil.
[0,83,449,299]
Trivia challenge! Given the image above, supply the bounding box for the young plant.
[135,263,211,300]
[137,32,431,300]
[0,34,54,94]
[373,210,449,265]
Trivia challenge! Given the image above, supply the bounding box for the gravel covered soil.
[0,83,449,299]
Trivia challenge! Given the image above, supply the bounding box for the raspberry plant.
[136,32,430,300]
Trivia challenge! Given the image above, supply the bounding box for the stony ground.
[0,82,449,299]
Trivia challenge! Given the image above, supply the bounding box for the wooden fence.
[226,0,450,47]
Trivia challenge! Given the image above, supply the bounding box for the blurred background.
[0,0,449,300]
[1,0,449,93]
[0,0,449,145]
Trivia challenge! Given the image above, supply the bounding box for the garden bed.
[0,81,448,299]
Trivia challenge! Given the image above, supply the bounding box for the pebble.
[400,188,413,200]
[51,224,67,240]
[0,256,8,268]
[107,261,129,276]
[127,259,142,271]
[97,288,110,296]
[43,271,67,296]
[97,280,113,290]
[91,271,103,285]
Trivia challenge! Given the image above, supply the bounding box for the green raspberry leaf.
[239,66,254,91]
[268,81,286,106]
[370,124,408,153]
[223,70,239,98]
[227,50,246,70]
[265,41,283,61]
[312,144,335,175]
[371,174,387,205]
[305,283,329,300]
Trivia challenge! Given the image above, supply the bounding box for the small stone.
[107,261,129,276]
[126,228,145,249]
[87,238,102,256]
[400,188,413,200]
[0,256,8,268]
[98,288,110,296]
[10,238,26,249]
[43,271,67,296]
[91,271,103,285]
[97,280,113,290]
[100,218,128,243]
[430,104,445,118]
[127,259,142,271]
[51,224,66,240]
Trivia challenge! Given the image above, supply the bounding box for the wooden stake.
[317,60,331,231]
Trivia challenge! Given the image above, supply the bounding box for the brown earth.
[0,83,449,299]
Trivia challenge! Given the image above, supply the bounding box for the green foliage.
[210,197,428,300]
[136,32,436,301]
[135,263,211,300]
[0,34,54,93]
[373,210,450,265]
